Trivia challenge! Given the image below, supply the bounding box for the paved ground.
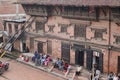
[0,58,64,80]
[0,57,108,80]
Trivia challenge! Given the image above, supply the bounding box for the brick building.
[0,0,26,51]
[0,0,25,19]
[16,0,120,73]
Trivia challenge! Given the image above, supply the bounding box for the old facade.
[0,0,26,51]
[18,0,120,73]
[3,18,26,52]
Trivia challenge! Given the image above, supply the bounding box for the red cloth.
[0,64,4,67]
[64,63,69,68]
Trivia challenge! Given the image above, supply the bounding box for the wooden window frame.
[48,25,55,32]
[74,24,86,38]
[35,21,45,33]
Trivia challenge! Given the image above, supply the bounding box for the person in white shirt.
[94,69,101,80]
[113,73,118,80]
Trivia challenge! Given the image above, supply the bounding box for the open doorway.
[94,52,103,73]
[22,42,26,52]
[75,50,84,66]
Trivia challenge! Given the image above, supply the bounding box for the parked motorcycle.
[0,61,9,75]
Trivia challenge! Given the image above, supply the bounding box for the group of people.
[23,51,72,73]
[32,51,52,66]
[53,58,71,72]
[108,72,120,80]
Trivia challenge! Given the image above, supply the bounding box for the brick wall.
[0,4,24,14]
[16,14,120,73]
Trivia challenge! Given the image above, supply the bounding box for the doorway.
[22,42,26,52]
[47,40,52,55]
[0,36,3,43]
[75,50,84,66]
[37,42,43,53]
[61,42,70,63]
[86,49,93,71]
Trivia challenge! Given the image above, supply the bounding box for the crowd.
[31,51,52,66]
[20,51,120,80]
[31,51,71,73]
[53,58,71,73]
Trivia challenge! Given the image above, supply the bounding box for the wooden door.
[86,49,93,71]
[61,42,70,63]
[47,40,52,55]
[37,42,43,53]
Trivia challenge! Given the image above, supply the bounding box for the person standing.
[108,72,114,80]
[118,73,120,80]
[94,69,101,80]
[113,73,118,80]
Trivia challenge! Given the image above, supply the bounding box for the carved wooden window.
[94,30,103,38]
[62,6,96,19]
[23,5,47,16]
[60,24,68,33]
[81,7,89,16]
[92,29,107,39]
[37,6,47,15]
[112,7,120,25]
[22,5,28,13]
[27,5,31,13]
[48,25,55,32]
[15,24,18,32]
[63,6,73,15]
[114,36,120,44]
[112,7,120,14]
[52,6,61,15]
[61,26,67,33]
[35,21,45,32]
[74,25,86,38]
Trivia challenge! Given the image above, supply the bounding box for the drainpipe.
[108,6,111,74]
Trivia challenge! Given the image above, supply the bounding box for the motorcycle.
[0,61,9,75]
